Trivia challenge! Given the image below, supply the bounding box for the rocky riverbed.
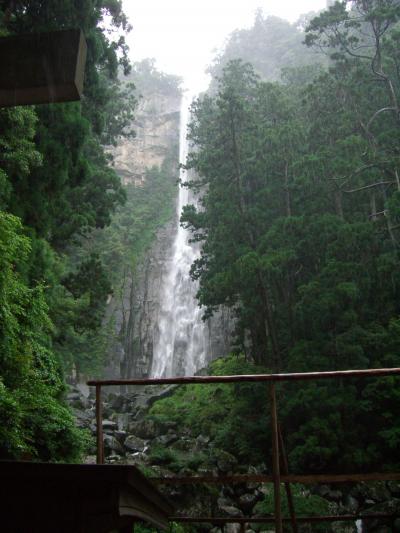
[68,385,400,533]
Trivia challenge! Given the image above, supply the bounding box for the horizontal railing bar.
[87,367,400,387]
[152,472,400,485]
[169,513,397,524]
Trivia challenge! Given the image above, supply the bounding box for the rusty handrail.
[87,367,400,532]
[87,366,400,386]
[169,514,397,524]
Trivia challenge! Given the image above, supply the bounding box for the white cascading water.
[151,96,207,377]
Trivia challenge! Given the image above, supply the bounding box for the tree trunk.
[284,161,291,217]
[229,106,281,369]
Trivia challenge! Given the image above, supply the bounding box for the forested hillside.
[179,2,400,473]
[0,1,134,461]
[207,9,325,86]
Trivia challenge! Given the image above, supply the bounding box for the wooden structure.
[0,461,173,533]
[88,367,400,532]
[0,29,87,107]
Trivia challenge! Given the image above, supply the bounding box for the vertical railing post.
[278,424,298,533]
[96,384,104,464]
[270,382,283,533]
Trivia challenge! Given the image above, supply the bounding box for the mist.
[123,0,328,91]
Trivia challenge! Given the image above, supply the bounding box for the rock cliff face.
[105,215,177,379]
[104,84,181,379]
[111,91,181,186]
[104,84,233,380]
[105,210,234,379]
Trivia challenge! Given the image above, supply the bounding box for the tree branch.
[344,181,395,194]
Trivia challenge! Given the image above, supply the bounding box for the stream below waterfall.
[151,96,207,377]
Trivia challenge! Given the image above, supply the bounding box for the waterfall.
[151,96,207,377]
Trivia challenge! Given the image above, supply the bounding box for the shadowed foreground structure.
[0,461,173,533]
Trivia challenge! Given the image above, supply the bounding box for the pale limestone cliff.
[110,91,181,186]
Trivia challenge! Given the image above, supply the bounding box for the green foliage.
[0,0,134,460]
[144,444,207,474]
[63,253,111,332]
[208,10,325,85]
[95,159,178,288]
[151,355,270,464]
[252,485,331,532]
[0,211,86,460]
[135,522,187,533]
[129,58,183,98]
[182,3,400,474]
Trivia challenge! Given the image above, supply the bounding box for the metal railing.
[88,367,400,532]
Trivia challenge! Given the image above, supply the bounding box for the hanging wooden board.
[0,28,87,107]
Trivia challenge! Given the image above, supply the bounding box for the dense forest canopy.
[0,0,135,460]
[179,0,400,471]
[207,8,325,86]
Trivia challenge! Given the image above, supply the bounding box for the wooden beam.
[278,425,298,533]
[0,29,87,107]
[270,383,283,533]
[169,514,397,524]
[151,472,400,485]
[96,384,104,465]
[87,367,400,387]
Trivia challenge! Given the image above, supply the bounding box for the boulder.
[212,449,238,473]
[102,419,118,431]
[217,497,243,517]
[104,434,124,455]
[146,384,178,407]
[124,435,147,453]
[258,485,272,497]
[109,394,129,412]
[128,418,165,439]
[107,454,122,463]
[344,494,359,514]
[171,437,196,452]
[196,434,210,448]
[114,430,127,444]
[246,465,263,490]
[67,392,90,410]
[102,404,113,419]
[387,481,400,498]
[73,408,93,429]
[238,493,258,512]
[326,489,343,502]
[125,452,149,466]
[222,486,236,499]
[116,413,131,431]
[233,483,248,497]
[153,433,179,446]
[225,525,241,533]
[361,499,400,532]
[315,484,342,502]
[351,481,391,504]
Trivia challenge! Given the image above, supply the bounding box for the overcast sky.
[122,1,328,92]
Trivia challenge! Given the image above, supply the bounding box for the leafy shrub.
[150,355,270,466]
[252,485,332,533]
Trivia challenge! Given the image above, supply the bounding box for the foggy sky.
[122,0,328,92]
